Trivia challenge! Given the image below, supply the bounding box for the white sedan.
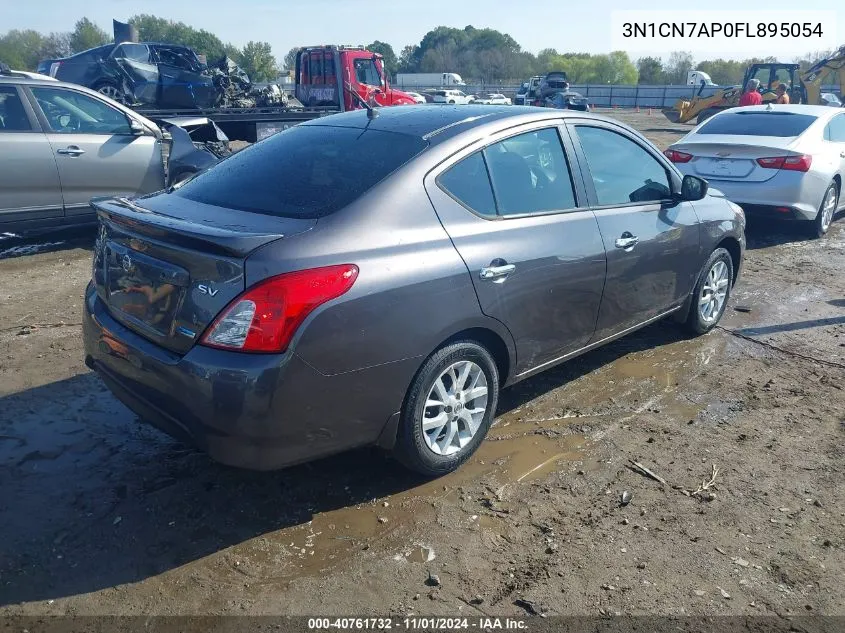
[665,104,845,237]
[475,93,512,105]
[404,91,427,105]
[432,90,474,105]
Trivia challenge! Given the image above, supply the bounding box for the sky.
[5,0,843,62]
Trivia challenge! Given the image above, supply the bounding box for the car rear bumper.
[82,283,414,470]
[689,171,826,221]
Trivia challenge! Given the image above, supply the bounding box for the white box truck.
[395,72,466,88]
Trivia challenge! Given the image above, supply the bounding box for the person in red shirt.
[739,79,762,106]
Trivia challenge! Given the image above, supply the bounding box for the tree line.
[1,17,839,87]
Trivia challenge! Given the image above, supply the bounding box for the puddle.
[202,429,587,586]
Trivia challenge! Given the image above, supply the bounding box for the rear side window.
[485,128,577,216]
[438,152,496,217]
[0,87,32,132]
[698,112,817,137]
[116,44,151,64]
[825,114,845,142]
[173,125,428,218]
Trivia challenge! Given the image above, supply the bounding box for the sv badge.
[197,284,219,297]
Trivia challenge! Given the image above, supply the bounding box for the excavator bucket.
[662,108,682,124]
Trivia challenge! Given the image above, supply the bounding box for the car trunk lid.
[672,136,802,182]
[91,195,316,354]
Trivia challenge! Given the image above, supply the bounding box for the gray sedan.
[665,104,845,237]
[83,105,745,476]
[0,70,225,235]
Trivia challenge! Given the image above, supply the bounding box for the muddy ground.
[0,109,843,619]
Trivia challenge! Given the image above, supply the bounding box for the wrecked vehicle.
[37,44,285,110]
[543,90,590,111]
[0,69,228,235]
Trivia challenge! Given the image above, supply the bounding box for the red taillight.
[201,264,359,353]
[756,155,812,172]
[664,149,692,163]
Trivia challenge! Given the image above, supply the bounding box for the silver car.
[665,104,845,237]
[0,70,223,235]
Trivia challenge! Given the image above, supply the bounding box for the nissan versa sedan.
[665,105,845,237]
[83,105,745,476]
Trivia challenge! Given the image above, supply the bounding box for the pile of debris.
[209,57,287,109]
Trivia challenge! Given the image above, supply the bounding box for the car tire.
[811,181,839,238]
[94,81,125,104]
[684,247,734,336]
[392,341,500,477]
[448,100,456,104]
[696,108,720,125]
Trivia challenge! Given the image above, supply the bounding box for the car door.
[154,46,216,109]
[110,43,158,105]
[566,121,700,341]
[26,85,164,218]
[425,124,607,375]
[0,85,64,226]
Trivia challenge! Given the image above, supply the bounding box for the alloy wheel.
[698,260,730,323]
[821,186,837,232]
[421,361,489,456]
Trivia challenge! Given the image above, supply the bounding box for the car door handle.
[480,263,516,280]
[615,234,639,249]
[57,146,85,156]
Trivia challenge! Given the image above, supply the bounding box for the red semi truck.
[135,44,417,141]
[295,44,416,110]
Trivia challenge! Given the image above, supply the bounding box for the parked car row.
[5,67,843,479]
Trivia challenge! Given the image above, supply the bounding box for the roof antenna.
[344,82,379,118]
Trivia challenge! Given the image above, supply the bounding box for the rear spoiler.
[91,196,287,258]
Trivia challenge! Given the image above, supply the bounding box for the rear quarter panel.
[243,162,516,380]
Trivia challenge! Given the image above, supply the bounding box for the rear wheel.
[448,100,456,104]
[392,341,499,477]
[685,248,734,335]
[95,81,125,104]
[811,182,839,238]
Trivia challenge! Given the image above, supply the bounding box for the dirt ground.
[1,109,843,620]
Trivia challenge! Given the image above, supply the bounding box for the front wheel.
[392,341,500,476]
[811,182,839,238]
[696,107,721,125]
[685,247,734,335]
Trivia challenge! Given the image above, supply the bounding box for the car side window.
[574,126,672,206]
[354,58,381,87]
[484,128,578,216]
[31,87,132,135]
[116,43,151,64]
[155,47,197,71]
[826,114,845,142]
[437,152,497,218]
[0,87,32,132]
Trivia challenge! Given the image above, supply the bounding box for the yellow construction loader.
[664,47,845,125]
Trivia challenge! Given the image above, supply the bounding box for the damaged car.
[543,90,590,111]
[0,68,229,235]
[37,43,285,110]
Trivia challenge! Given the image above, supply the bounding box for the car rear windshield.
[172,125,428,218]
[698,112,817,137]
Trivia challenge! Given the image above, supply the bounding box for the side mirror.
[129,119,145,135]
[680,174,708,201]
